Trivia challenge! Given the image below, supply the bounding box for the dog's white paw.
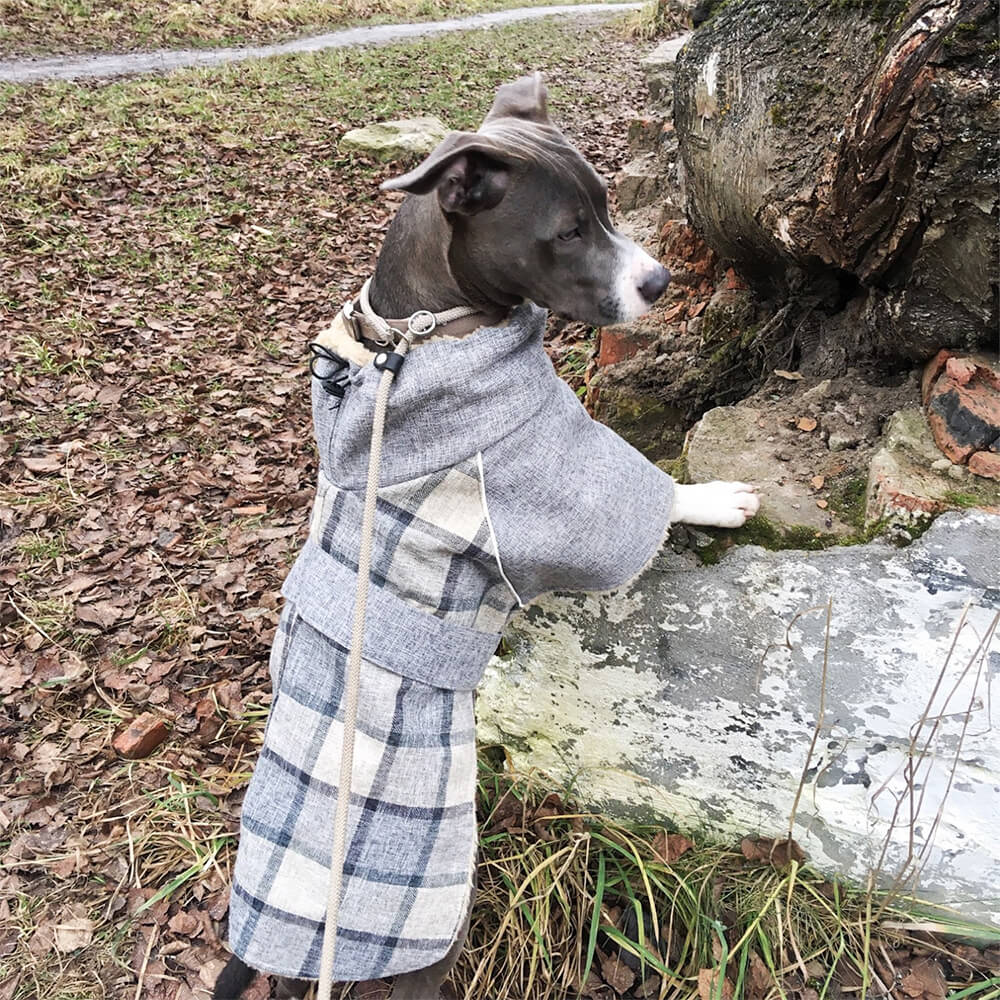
[671,481,760,529]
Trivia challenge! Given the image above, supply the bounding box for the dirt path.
[0,2,643,83]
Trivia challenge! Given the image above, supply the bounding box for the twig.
[134,923,158,1000]
[787,599,833,843]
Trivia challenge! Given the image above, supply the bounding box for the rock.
[686,405,854,536]
[113,712,169,759]
[615,153,664,213]
[627,115,668,156]
[640,33,691,108]
[827,431,859,453]
[479,511,1000,925]
[698,287,754,345]
[588,379,686,462]
[673,1,998,366]
[339,116,448,162]
[866,408,1000,524]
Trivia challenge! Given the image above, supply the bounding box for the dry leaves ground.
[0,16,641,998]
[1,13,998,1000]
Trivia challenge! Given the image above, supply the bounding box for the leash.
[315,285,481,1000]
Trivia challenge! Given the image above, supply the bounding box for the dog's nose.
[639,266,671,304]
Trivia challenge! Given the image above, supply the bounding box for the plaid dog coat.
[228,303,675,981]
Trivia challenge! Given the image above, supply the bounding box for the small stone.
[827,433,858,452]
[689,529,714,548]
[931,457,951,471]
[113,713,169,759]
[339,117,448,162]
[801,379,832,405]
[948,464,968,480]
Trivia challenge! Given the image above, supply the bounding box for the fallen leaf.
[20,454,63,473]
[53,916,94,952]
[774,369,803,380]
[810,475,825,490]
[651,830,694,864]
[697,968,734,1000]
[600,950,636,995]
[796,416,818,432]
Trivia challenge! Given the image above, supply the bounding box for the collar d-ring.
[407,310,437,337]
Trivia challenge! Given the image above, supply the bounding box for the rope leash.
[315,288,479,1000]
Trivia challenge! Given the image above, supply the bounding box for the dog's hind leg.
[213,956,256,999]
[274,976,312,998]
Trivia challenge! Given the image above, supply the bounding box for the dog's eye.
[558,227,581,242]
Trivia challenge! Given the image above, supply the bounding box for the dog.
[213,73,758,1000]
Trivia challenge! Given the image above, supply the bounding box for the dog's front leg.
[671,481,760,528]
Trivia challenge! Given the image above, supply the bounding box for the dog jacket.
[227,302,675,981]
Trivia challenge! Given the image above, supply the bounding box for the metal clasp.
[308,343,351,402]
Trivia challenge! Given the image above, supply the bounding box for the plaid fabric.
[228,605,478,981]
[310,458,515,634]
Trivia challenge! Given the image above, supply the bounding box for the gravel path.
[0,3,643,83]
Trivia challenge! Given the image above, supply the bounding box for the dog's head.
[381,74,670,326]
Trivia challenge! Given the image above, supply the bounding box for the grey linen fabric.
[227,303,674,981]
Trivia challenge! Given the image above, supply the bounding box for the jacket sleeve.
[480,378,674,603]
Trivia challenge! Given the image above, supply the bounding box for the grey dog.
[214,74,758,1000]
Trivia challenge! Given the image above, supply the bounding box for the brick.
[921,348,953,405]
[969,451,1000,480]
[597,327,656,367]
[926,373,1000,464]
[113,713,169,759]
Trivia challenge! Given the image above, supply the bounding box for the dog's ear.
[381,135,512,215]
[484,72,549,124]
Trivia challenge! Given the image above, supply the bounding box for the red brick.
[969,451,1000,480]
[724,267,749,291]
[597,327,656,367]
[921,348,953,405]
[113,713,169,759]
[926,371,1000,464]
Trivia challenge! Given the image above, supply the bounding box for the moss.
[693,514,844,564]
[943,490,984,509]
[826,475,867,530]
[769,104,788,128]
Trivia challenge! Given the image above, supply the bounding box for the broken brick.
[969,451,1000,480]
[112,713,170,759]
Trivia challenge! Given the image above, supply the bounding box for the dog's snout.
[639,266,671,304]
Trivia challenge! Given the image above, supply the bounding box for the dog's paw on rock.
[672,481,760,528]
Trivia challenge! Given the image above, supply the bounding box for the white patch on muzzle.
[613,236,666,322]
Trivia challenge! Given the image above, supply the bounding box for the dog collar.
[344,277,506,347]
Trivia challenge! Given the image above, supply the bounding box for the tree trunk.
[673,0,998,372]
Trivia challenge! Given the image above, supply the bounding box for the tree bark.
[674,0,998,371]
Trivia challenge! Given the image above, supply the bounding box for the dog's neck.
[367,195,512,321]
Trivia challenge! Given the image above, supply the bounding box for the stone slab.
[478,511,1000,924]
[686,405,855,536]
[339,116,448,161]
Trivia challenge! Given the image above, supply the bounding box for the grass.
[0,0,629,57]
[456,753,1000,1000]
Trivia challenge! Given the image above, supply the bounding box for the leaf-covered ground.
[0,0,624,57]
[0,17,646,999]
